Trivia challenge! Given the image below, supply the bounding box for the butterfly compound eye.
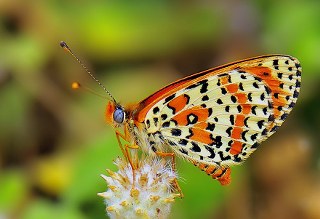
[113,107,125,124]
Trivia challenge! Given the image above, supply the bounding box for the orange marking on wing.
[231,127,242,139]
[167,94,189,114]
[235,114,245,127]
[242,104,252,114]
[235,93,247,104]
[190,128,214,145]
[230,141,242,155]
[220,76,229,85]
[226,84,238,93]
[274,108,281,118]
[194,122,207,129]
[172,107,209,126]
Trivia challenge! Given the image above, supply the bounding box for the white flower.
[98,156,181,219]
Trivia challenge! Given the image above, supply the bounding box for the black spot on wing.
[146,119,150,128]
[244,117,249,127]
[239,82,244,91]
[257,120,264,129]
[162,121,170,128]
[167,104,176,114]
[202,95,209,101]
[251,133,258,141]
[281,113,289,120]
[231,95,237,103]
[252,142,259,148]
[226,127,232,137]
[164,93,176,104]
[161,114,168,120]
[251,106,257,115]
[191,142,201,152]
[178,139,188,146]
[241,130,248,141]
[217,98,223,104]
[153,118,159,126]
[268,115,275,122]
[263,107,268,115]
[206,123,215,131]
[200,81,209,93]
[288,102,295,108]
[262,128,268,136]
[171,128,181,136]
[153,107,159,114]
[230,115,235,125]
[233,154,242,163]
[237,105,242,113]
[273,59,279,70]
[218,151,231,161]
[248,93,253,102]
[205,146,215,159]
[297,70,301,77]
[214,136,223,148]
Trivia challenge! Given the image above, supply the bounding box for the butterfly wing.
[134,55,301,167]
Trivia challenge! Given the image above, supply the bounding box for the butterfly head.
[106,101,126,127]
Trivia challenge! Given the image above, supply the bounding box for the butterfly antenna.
[60,41,117,103]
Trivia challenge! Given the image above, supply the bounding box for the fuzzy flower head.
[98,156,181,219]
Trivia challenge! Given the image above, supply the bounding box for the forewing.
[136,55,301,166]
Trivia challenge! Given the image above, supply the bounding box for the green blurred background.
[0,0,319,218]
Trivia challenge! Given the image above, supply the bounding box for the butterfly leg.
[115,130,140,186]
[115,130,127,160]
[155,151,183,198]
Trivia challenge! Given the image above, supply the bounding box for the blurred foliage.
[0,0,319,219]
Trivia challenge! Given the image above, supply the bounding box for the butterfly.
[60,42,301,186]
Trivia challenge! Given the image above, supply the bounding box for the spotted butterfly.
[61,43,301,185]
